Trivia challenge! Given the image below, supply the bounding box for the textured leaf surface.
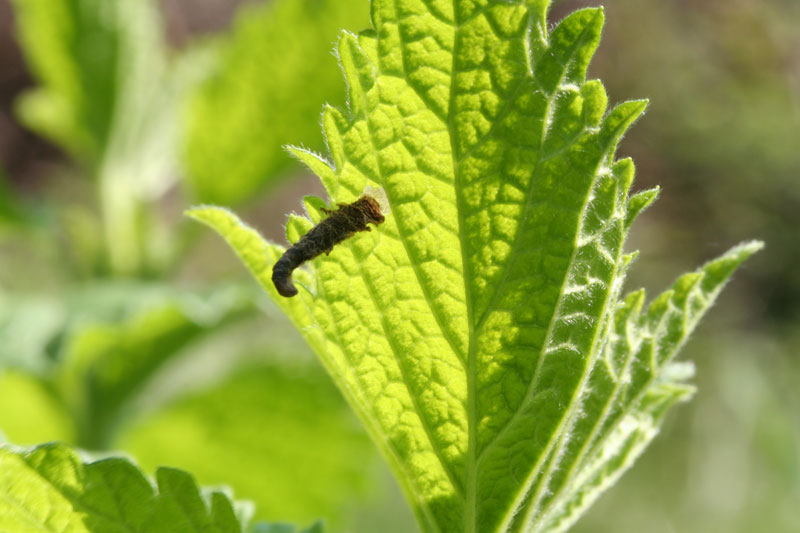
[183,0,369,205]
[0,442,246,532]
[189,1,762,531]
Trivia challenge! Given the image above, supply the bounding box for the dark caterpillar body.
[272,194,385,297]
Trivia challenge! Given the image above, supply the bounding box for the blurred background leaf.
[9,0,202,275]
[120,361,379,527]
[0,283,259,445]
[0,0,409,529]
[0,370,74,443]
[53,283,255,449]
[251,521,324,533]
[0,286,409,529]
[10,0,124,162]
[183,0,369,206]
[0,166,24,227]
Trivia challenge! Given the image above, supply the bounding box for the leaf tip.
[625,185,660,228]
[589,5,605,20]
[628,98,650,118]
[706,239,764,274]
[184,204,235,225]
[697,239,763,292]
[728,239,765,258]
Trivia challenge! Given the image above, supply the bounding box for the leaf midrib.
[440,2,479,530]
[346,28,467,501]
[472,11,605,467]
[452,6,604,532]
[311,266,443,530]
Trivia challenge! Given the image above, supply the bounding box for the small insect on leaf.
[272,194,385,297]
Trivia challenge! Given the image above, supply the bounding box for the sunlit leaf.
[190,1,762,531]
[0,442,248,532]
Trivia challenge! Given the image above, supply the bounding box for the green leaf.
[0,442,247,532]
[0,283,254,449]
[0,292,68,373]
[56,284,254,450]
[10,0,179,166]
[119,362,376,529]
[189,1,762,531]
[11,0,207,275]
[11,0,121,160]
[0,371,74,444]
[0,167,26,229]
[525,242,763,533]
[250,521,324,533]
[183,0,370,205]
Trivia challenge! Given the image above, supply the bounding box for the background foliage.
[0,0,796,531]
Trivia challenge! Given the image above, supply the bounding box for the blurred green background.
[0,0,797,532]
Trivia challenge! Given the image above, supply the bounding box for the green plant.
[0,0,763,531]
[189,0,761,531]
[0,443,250,532]
[1,0,381,529]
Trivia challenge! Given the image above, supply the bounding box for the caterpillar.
[272,194,385,297]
